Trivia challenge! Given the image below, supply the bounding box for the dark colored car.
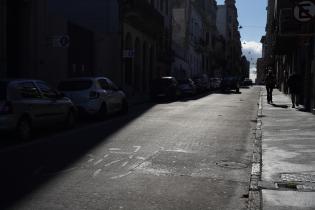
[209,77,222,90]
[150,77,181,100]
[192,74,210,93]
[242,78,253,86]
[177,78,197,96]
[221,76,240,93]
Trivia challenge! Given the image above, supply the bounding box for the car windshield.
[58,80,93,91]
[0,81,7,100]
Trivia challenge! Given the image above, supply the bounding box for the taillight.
[89,91,100,99]
[0,102,13,114]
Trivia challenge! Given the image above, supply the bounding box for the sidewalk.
[259,89,315,209]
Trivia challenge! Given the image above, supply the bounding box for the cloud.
[241,40,262,68]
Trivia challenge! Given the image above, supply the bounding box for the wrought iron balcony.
[123,0,164,38]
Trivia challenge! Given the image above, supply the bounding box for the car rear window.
[0,81,7,100]
[58,80,93,91]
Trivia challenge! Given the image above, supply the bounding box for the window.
[98,79,110,90]
[17,82,41,99]
[36,82,57,99]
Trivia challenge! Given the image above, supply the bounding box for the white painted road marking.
[110,151,132,155]
[109,148,121,151]
[133,146,141,153]
[94,159,103,166]
[110,171,132,179]
[93,169,102,177]
[121,161,129,167]
[104,160,121,167]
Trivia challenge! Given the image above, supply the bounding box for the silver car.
[58,77,128,118]
[0,79,76,140]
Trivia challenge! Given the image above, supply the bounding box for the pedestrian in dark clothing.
[265,70,276,104]
[287,73,302,108]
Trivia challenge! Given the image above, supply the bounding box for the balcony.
[124,0,164,38]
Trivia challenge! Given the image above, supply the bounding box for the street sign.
[294,1,315,22]
[50,35,70,48]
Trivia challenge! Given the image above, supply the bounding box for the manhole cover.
[216,161,248,169]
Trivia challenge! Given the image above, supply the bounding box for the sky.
[217,0,267,79]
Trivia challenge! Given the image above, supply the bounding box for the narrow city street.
[0,87,260,210]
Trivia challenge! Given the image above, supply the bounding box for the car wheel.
[17,117,32,141]
[65,110,75,128]
[98,103,108,119]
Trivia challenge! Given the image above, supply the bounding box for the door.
[35,81,68,123]
[98,79,115,113]
[15,82,44,127]
[107,79,123,111]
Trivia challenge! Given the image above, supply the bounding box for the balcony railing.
[124,0,164,38]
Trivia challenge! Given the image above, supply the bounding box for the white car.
[58,77,128,118]
[0,79,76,140]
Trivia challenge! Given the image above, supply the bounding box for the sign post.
[294,1,315,22]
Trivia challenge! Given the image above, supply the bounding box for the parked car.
[192,74,210,93]
[242,78,253,86]
[58,77,128,118]
[209,77,222,90]
[150,77,181,100]
[177,78,197,96]
[0,79,76,140]
[221,76,240,93]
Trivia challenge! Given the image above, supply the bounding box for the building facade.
[216,0,242,77]
[172,0,218,80]
[122,0,172,95]
[240,55,250,79]
[0,0,121,87]
[263,0,315,111]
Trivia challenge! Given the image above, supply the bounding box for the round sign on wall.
[294,1,315,22]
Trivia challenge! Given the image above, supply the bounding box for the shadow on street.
[271,103,289,109]
[0,103,154,209]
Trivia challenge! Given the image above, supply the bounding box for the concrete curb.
[248,88,263,210]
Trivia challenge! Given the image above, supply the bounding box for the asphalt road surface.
[0,87,261,210]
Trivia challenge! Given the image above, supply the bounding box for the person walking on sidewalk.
[287,73,302,108]
[265,70,276,104]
